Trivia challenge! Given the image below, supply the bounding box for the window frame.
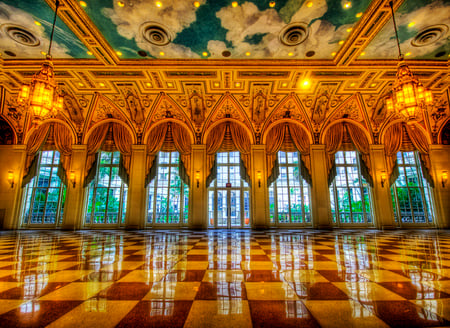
[329,150,374,227]
[85,151,128,228]
[268,151,312,227]
[21,150,66,228]
[146,151,189,227]
[208,152,251,228]
[390,151,435,227]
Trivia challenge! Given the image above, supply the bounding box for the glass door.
[216,189,242,228]
[208,152,250,228]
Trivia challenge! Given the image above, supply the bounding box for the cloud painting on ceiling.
[0,0,89,59]
[82,0,372,59]
[363,0,449,60]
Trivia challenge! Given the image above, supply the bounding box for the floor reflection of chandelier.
[385,1,433,121]
[17,0,63,121]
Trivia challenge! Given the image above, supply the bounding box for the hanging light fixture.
[17,0,63,121]
[385,1,433,121]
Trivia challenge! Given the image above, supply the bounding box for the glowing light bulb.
[232,2,238,8]
[34,21,41,26]
[156,1,162,8]
[306,2,313,8]
[343,1,351,9]
[117,1,125,7]
[194,1,200,7]
[79,1,87,7]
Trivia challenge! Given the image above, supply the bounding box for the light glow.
[232,2,238,8]
[194,1,200,7]
[156,1,163,8]
[79,1,87,7]
[34,21,41,26]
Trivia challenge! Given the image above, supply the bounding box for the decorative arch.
[143,119,194,145]
[83,118,137,145]
[320,118,373,145]
[143,92,193,134]
[438,118,450,145]
[0,116,17,144]
[23,119,76,146]
[203,92,253,139]
[380,120,432,145]
[204,118,255,145]
[262,119,313,145]
[263,92,312,133]
[84,93,135,137]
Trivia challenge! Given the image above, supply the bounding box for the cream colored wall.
[0,143,449,230]
[0,145,26,229]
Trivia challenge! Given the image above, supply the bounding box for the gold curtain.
[405,124,434,187]
[346,123,372,179]
[145,124,169,180]
[172,124,192,177]
[53,123,73,180]
[324,123,344,176]
[229,122,252,176]
[288,123,311,175]
[265,124,286,178]
[84,124,109,179]
[206,123,227,176]
[112,123,132,176]
[23,123,51,177]
[384,123,403,178]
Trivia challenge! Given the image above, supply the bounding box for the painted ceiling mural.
[0,0,89,59]
[0,0,448,60]
[0,0,449,146]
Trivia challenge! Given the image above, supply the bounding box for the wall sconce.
[7,171,14,188]
[442,171,448,188]
[195,171,200,188]
[69,171,76,188]
[380,171,387,188]
[257,171,262,188]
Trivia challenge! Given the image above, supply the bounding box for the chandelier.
[385,1,433,121]
[17,0,63,120]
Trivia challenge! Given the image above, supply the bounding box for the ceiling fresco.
[82,0,373,59]
[363,0,450,60]
[0,0,447,60]
[0,0,89,59]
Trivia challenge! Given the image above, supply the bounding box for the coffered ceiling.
[0,0,449,144]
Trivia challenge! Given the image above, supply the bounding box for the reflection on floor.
[0,229,450,327]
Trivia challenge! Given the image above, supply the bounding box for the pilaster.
[125,145,147,229]
[190,145,207,229]
[251,145,268,229]
[310,145,333,229]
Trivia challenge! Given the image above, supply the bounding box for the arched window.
[22,151,66,227]
[269,151,311,226]
[391,151,434,226]
[86,151,128,226]
[147,151,189,226]
[329,151,373,226]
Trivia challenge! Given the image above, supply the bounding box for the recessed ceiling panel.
[0,0,89,59]
[362,0,449,60]
[81,0,372,60]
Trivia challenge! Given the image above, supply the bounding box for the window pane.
[391,152,434,225]
[147,152,188,226]
[329,151,372,226]
[86,151,127,226]
[269,151,311,226]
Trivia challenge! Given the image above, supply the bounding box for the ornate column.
[251,145,268,229]
[310,145,333,229]
[61,145,87,230]
[369,145,396,229]
[125,145,147,229]
[0,145,27,229]
[190,145,207,229]
[429,145,450,228]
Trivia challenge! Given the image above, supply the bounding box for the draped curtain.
[112,123,132,185]
[324,123,374,187]
[324,124,344,186]
[22,124,51,187]
[265,123,312,186]
[53,123,73,185]
[384,123,434,187]
[383,123,403,186]
[84,123,109,187]
[145,123,192,187]
[205,122,252,186]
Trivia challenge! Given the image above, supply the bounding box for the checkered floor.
[1,229,450,327]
